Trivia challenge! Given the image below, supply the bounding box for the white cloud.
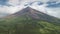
[0,5,25,14]
[8,0,49,6]
[8,0,20,6]
[0,0,60,18]
[30,4,47,13]
[46,7,60,18]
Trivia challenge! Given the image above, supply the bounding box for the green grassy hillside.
[0,7,60,34]
[0,16,60,34]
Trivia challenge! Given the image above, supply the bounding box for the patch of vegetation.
[0,16,60,34]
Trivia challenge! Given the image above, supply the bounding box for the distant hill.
[0,7,60,34]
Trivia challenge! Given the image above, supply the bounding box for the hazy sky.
[0,0,60,18]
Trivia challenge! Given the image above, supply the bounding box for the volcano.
[0,7,60,34]
[6,7,60,25]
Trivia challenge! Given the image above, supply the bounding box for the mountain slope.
[0,7,60,34]
[1,15,60,34]
[6,7,60,25]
